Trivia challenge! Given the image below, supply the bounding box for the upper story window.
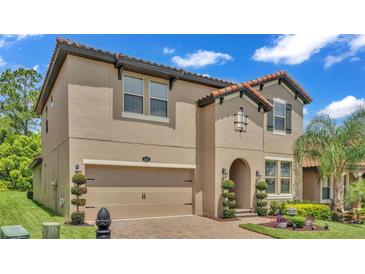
[149,81,168,117]
[274,99,285,131]
[267,98,292,134]
[123,75,144,114]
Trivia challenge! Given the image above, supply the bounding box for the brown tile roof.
[56,37,234,85]
[198,70,313,108]
[302,158,365,168]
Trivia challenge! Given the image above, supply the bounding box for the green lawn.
[0,191,95,239]
[240,220,365,239]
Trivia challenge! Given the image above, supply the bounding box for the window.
[124,76,144,114]
[280,162,291,193]
[274,99,286,131]
[149,81,168,117]
[265,160,276,193]
[45,106,48,133]
[265,159,292,195]
[322,177,330,200]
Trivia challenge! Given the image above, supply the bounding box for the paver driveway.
[110,215,271,239]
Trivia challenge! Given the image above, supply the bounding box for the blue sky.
[0,34,364,124]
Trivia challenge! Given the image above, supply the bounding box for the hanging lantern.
[234,107,248,132]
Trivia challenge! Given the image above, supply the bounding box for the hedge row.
[284,204,330,220]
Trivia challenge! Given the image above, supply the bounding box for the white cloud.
[163,47,175,54]
[33,64,39,71]
[324,35,365,69]
[303,108,308,115]
[317,96,365,119]
[0,56,6,67]
[350,57,361,62]
[0,34,42,48]
[253,34,339,65]
[172,50,232,68]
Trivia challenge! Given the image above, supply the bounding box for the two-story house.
[30,38,312,221]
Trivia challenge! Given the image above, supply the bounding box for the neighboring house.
[303,158,365,209]
[30,38,312,221]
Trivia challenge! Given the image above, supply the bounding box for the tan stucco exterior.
[33,52,308,221]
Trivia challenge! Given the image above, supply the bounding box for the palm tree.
[295,107,365,211]
[345,179,365,207]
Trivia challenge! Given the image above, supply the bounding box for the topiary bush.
[222,179,236,219]
[256,180,268,216]
[71,172,87,225]
[284,204,330,220]
[223,208,236,219]
[222,179,235,190]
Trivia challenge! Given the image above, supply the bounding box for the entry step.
[235,208,252,214]
[235,212,258,218]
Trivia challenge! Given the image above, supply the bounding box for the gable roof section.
[197,71,313,109]
[303,158,365,169]
[35,37,234,114]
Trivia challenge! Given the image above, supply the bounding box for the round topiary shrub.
[222,179,235,190]
[72,173,87,185]
[222,192,236,200]
[256,200,268,207]
[71,211,85,225]
[71,198,86,207]
[256,192,267,200]
[223,200,236,208]
[223,209,236,219]
[70,172,87,225]
[256,180,268,216]
[256,180,268,191]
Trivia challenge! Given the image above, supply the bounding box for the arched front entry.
[229,159,251,209]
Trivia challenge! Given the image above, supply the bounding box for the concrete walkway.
[110,215,272,239]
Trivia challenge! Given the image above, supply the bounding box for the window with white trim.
[265,160,292,194]
[322,177,330,200]
[265,160,276,194]
[274,99,286,131]
[280,162,291,194]
[149,81,168,117]
[123,76,144,114]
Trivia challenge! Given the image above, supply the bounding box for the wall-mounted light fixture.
[142,156,151,163]
[234,107,248,132]
[222,168,228,178]
[75,164,81,173]
[256,170,262,177]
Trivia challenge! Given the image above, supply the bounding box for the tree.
[71,173,88,225]
[0,68,42,135]
[0,133,41,191]
[345,179,365,207]
[295,108,365,211]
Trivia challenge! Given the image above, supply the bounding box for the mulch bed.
[261,221,326,231]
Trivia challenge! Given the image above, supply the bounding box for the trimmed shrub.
[0,180,8,192]
[287,216,305,228]
[285,204,330,220]
[269,201,286,215]
[256,200,268,207]
[256,192,267,200]
[223,209,236,219]
[222,192,236,200]
[256,180,268,216]
[223,200,236,208]
[71,198,86,207]
[71,186,87,196]
[286,199,318,204]
[71,211,85,225]
[71,171,87,225]
[222,179,235,190]
[257,208,268,216]
[72,173,87,185]
[256,180,268,191]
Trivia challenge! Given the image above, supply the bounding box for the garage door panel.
[85,165,193,221]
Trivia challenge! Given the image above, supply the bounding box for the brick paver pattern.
[110,215,271,239]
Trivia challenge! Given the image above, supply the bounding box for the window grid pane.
[274,117,285,131]
[124,94,143,114]
[322,187,330,200]
[275,101,285,117]
[266,178,276,193]
[265,161,276,176]
[150,81,168,100]
[281,179,290,194]
[150,99,167,117]
[124,76,143,96]
[280,162,291,177]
